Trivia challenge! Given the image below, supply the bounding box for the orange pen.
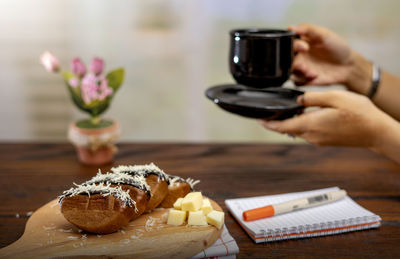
[243,190,347,221]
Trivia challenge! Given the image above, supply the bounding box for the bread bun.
[59,171,151,234]
[159,176,200,208]
[59,163,200,234]
[111,164,170,212]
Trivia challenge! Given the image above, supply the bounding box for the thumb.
[290,23,324,43]
[297,91,346,108]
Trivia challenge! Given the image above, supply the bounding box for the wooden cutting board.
[0,198,223,259]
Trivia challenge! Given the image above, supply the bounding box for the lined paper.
[225,187,381,243]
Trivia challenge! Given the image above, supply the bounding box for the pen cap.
[243,205,275,221]
[330,190,347,200]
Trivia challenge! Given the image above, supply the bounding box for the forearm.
[371,116,400,164]
[346,52,400,121]
[373,71,400,121]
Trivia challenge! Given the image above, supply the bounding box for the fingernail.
[300,41,309,51]
[257,119,265,125]
[297,95,304,105]
[262,121,279,130]
[306,71,317,79]
[295,42,306,52]
[297,64,305,72]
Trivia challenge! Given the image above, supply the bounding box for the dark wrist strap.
[367,64,381,99]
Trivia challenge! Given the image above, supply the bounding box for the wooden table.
[1,143,399,258]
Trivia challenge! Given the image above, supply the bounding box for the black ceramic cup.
[229,29,297,88]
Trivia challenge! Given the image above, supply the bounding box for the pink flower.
[97,75,113,100]
[81,73,113,104]
[90,57,104,75]
[68,78,80,88]
[40,51,60,73]
[71,58,86,78]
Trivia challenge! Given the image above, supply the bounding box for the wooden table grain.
[0,143,399,258]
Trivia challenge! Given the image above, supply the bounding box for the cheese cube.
[167,209,186,226]
[188,211,208,226]
[173,198,184,210]
[181,192,203,212]
[206,210,224,230]
[201,198,213,215]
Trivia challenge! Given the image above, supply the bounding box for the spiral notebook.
[225,187,381,243]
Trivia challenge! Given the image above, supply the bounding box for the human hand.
[290,24,371,94]
[260,90,394,148]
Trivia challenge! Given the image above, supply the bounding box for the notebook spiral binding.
[260,215,381,242]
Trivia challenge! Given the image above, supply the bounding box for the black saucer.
[205,84,304,120]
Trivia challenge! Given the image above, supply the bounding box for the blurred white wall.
[0,0,399,142]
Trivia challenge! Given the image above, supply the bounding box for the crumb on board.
[145,217,157,232]
[67,236,79,241]
[14,211,35,218]
[130,233,143,239]
[120,239,130,245]
[97,235,102,238]
[144,215,166,231]
[43,225,57,231]
[59,228,73,233]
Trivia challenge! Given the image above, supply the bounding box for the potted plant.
[40,51,124,165]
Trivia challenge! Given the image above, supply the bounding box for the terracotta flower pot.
[68,119,121,165]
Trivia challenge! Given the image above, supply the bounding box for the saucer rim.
[205,84,304,111]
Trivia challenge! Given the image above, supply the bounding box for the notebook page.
[225,187,381,237]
